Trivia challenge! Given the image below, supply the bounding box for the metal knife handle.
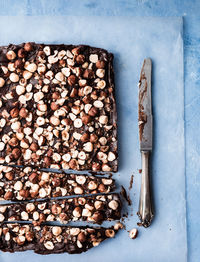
[138,151,154,227]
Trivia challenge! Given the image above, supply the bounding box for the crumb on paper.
[129,228,138,239]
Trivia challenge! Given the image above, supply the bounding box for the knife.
[137,58,154,228]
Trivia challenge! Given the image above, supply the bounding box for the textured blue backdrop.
[0,1,199,261]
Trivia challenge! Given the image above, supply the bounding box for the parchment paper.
[0,16,186,262]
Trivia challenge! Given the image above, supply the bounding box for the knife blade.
[137,58,154,227]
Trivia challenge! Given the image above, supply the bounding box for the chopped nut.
[9,72,19,82]
[0,77,5,87]
[102,164,111,172]
[26,203,35,212]
[96,69,105,78]
[44,241,54,250]
[50,115,60,126]
[55,72,64,82]
[76,175,86,185]
[26,63,37,72]
[14,181,23,191]
[96,60,105,69]
[78,232,86,242]
[83,142,93,152]
[74,118,83,128]
[82,208,92,217]
[6,50,16,60]
[21,211,29,220]
[0,142,5,151]
[129,228,138,239]
[108,152,116,161]
[83,85,92,95]
[70,228,80,236]
[94,100,103,108]
[5,232,10,241]
[0,214,5,222]
[52,226,62,236]
[89,54,98,63]
[114,222,124,230]
[108,200,119,210]
[73,207,82,218]
[25,231,34,242]
[88,181,97,190]
[97,80,106,89]
[74,186,84,194]
[68,75,77,86]
[23,70,32,79]
[105,229,115,238]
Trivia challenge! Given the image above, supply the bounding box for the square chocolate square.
[0,43,117,171]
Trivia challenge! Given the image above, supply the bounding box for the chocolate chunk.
[0,194,121,225]
[0,165,115,201]
[0,43,117,172]
[0,223,120,254]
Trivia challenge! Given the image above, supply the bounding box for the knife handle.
[137,151,154,227]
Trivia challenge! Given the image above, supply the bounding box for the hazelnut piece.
[25,231,34,242]
[96,60,105,69]
[92,211,103,223]
[29,172,38,183]
[24,42,33,52]
[44,156,51,166]
[50,102,59,111]
[52,91,60,99]
[83,69,94,79]
[50,116,60,126]
[10,108,19,118]
[51,204,62,215]
[69,159,78,169]
[70,88,78,97]
[4,191,13,200]
[68,75,77,86]
[90,134,98,143]
[80,132,89,142]
[59,213,69,222]
[73,207,82,218]
[11,148,21,159]
[0,77,5,87]
[30,142,38,152]
[5,172,14,181]
[16,235,26,245]
[19,108,28,118]
[81,114,91,125]
[18,48,26,58]
[6,50,16,60]
[52,226,62,236]
[14,59,24,69]
[76,54,85,64]
[129,228,138,239]
[8,137,19,147]
[92,162,101,171]
[98,184,106,193]
[105,229,115,238]
[108,200,119,210]
[19,189,29,198]
[88,107,98,117]
[78,232,86,242]
[9,73,19,83]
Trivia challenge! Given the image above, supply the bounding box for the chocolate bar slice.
[0,223,120,254]
[0,194,121,225]
[0,165,115,201]
[0,43,117,172]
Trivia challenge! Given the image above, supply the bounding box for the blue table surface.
[0,1,199,261]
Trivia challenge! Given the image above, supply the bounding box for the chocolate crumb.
[120,186,132,206]
[129,175,134,190]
